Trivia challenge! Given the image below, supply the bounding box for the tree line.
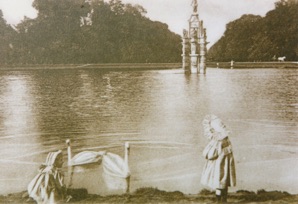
[0,0,182,65]
[208,0,298,62]
[1,0,297,65]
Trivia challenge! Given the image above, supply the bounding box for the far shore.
[0,63,181,70]
[208,61,298,69]
[0,62,297,70]
[1,187,298,203]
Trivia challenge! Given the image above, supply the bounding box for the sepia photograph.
[0,0,297,203]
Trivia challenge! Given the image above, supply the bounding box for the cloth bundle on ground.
[201,115,236,190]
[27,150,67,204]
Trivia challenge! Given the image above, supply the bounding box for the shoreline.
[0,63,181,70]
[207,61,298,69]
[1,188,298,203]
[0,62,297,70]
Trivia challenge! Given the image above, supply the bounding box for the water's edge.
[0,62,297,70]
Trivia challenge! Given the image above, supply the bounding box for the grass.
[1,187,297,203]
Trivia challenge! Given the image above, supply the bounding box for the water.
[0,67,297,195]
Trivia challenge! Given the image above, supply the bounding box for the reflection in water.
[102,173,129,193]
[0,73,40,194]
[0,68,297,195]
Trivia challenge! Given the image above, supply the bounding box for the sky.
[0,0,277,46]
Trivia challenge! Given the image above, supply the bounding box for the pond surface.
[0,67,297,195]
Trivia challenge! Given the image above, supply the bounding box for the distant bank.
[0,62,297,70]
[207,61,298,69]
[0,63,181,70]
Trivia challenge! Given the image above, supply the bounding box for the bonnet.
[44,150,63,167]
[202,114,229,140]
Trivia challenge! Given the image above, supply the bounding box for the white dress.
[201,137,236,190]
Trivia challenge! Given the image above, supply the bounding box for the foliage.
[0,10,17,64]
[208,0,298,62]
[0,0,181,64]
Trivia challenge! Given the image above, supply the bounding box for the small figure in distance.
[272,55,276,61]
[230,60,234,69]
[201,115,236,203]
[28,150,71,204]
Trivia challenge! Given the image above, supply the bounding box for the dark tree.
[208,0,298,61]
[6,0,181,64]
[0,10,17,64]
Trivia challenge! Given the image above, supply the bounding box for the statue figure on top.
[192,0,198,13]
[183,29,188,38]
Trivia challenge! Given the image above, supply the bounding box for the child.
[201,115,236,203]
[28,150,68,204]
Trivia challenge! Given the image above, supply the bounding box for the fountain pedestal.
[181,0,208,74]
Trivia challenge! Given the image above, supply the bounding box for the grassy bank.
[1,188,297,203]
